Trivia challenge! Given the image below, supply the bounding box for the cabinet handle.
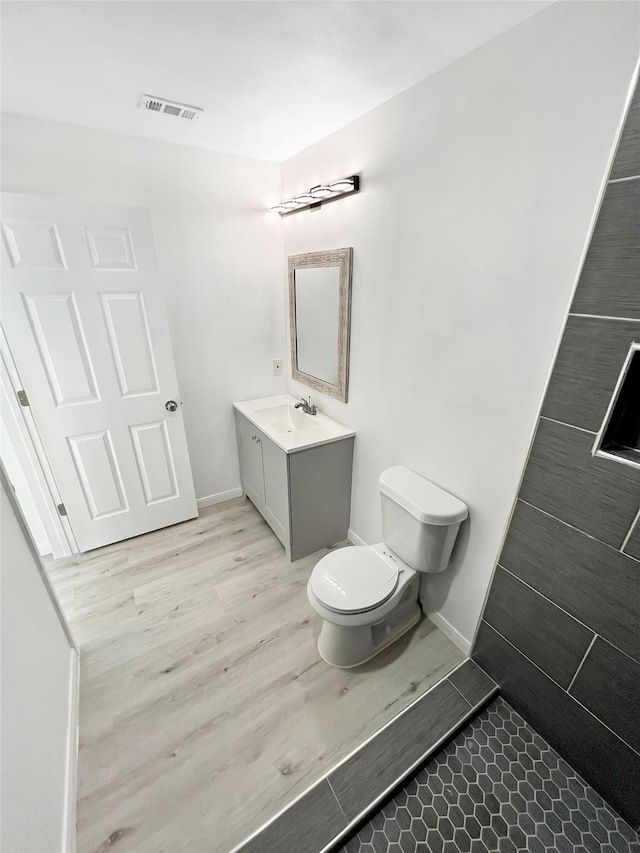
[251,434,256,440]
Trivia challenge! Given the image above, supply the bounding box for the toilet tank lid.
[378,466,468,525]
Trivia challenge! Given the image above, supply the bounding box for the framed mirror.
[288,248,353,402]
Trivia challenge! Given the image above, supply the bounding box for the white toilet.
[307,465,468,668]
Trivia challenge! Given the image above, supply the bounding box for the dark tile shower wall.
[472,78,640,828]
[337,698,639,853]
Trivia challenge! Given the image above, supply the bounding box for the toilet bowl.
[307,465,467,668]
[307,543,422,668]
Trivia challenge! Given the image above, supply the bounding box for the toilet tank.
[378,466,468,573]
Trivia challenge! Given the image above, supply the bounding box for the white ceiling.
[1,1,552,163]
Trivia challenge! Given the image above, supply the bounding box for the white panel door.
[1,193,197,551]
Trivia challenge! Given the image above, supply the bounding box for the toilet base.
[316,599,422,669]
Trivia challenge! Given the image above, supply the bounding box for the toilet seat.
[310,545,400,614]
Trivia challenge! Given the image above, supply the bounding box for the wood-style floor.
[47,498,465,853]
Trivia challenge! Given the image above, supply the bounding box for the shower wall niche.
[595,343,640,467]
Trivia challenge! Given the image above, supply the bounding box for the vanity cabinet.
[235,415,265,509]
[234,410,354,561]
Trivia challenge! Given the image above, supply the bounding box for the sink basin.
[258,404,317,433]
[234,395,355,453]
[233,394,355,453]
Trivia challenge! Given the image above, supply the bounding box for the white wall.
[1,470,78,853]
[282,1,640,649]
[1,423,50,554]
[1,118,286,504]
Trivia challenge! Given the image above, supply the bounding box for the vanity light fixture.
[270,175,360,215]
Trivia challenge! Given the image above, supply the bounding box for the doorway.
[1,192,197,553]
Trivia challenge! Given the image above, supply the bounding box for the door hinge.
[17,390,29,407]
[57,503,67,517]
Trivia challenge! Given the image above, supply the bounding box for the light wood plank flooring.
[47,498,465,853]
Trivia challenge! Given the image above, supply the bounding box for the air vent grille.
[140,95,203,121]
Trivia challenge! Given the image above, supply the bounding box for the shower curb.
[230,658,498,853]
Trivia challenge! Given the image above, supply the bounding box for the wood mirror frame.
[288,247,353,403]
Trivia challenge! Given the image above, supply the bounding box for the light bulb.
[309,186,334,199]
[329,179,354,192]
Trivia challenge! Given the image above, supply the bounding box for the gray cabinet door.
[289,437,354,560]
[235,413,265,510]
[261,435,290,548]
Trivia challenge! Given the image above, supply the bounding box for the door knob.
[165,400,178,412]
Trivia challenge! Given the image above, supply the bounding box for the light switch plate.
[272,358,283,376]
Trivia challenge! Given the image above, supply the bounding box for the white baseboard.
[347,528,366,547]
[196,487,243,509]
[37,541,51,556]
[63,649,80,853]
[426,609,471,655]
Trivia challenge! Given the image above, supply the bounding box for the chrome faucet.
[295,396,317,415]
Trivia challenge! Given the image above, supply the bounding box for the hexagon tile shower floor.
[337,697,639,853]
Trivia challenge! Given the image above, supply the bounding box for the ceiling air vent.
[140,95,203,121]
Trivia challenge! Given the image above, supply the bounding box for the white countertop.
[233,394,355,454]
